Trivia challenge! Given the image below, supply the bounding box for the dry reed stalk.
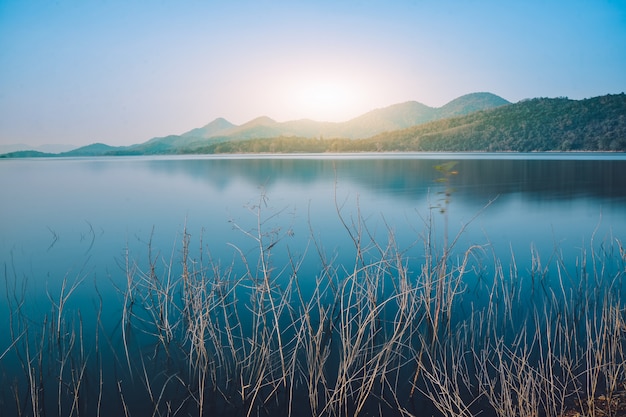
[121,245,136,380]
[417,333,478,417]
[4,188,625,417]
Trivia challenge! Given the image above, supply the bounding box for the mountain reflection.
[140,155,626,204]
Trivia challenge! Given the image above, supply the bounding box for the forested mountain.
[365,94,626,152]
[0,143,75,154]
[185,94,626,154]
[180,117,236,139]
[2,93,624,157]
[60,143,120,156]
[86,92,510,155]
[5,92,506,157]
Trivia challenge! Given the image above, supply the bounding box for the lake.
[1,153,626,417]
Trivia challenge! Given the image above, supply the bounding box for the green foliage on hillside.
[366,94,626,152]
[0,150,53,158]
[59,142,122,157]
[191,136,353,154]
[183,94,625,154]
[435,91,511,119]
[2,93,623,158]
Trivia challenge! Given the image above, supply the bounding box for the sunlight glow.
[284,74,366,122]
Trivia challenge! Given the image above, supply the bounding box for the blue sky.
[1,0,625,147]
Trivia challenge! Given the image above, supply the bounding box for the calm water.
[2,153,625,286]
[2,153,626,319]
[1,153,625,416]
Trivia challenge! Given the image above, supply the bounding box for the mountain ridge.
[0,143,77,154]
[5,92,624,156]
[182,93,626,154]
[155,92,511,148]
[1,92,509,156]
[181,117,235,139]
[183,92,509,143]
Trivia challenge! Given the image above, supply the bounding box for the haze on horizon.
[1,0,625,148]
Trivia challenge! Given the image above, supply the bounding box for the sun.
[299,82,353,118]
[284,75,364,122]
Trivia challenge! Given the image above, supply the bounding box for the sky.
[1,0,625,147]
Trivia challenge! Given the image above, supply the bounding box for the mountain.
[60,143,122,157]
[0,143,113,158]
[70,94,505,156]
[188,92,509,143]
[334,101,436,138]
[0,150,54,158]
[367,93,626,152]
[217,116,285,139]
[5,92,624,157]
[436,92,511,119]
[181,117,235,139]
[142,92,510,154]
[122,118,238,155]
[1,143,119,158]
[121,135,194,155]
[339,92,510,138]
[184,94,626,154]
[0,143,77,154]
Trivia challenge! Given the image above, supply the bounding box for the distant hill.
[335,92,510,139]
[212,92,509,141]
[180,117,236,139]
[186,94,626,154]
[334,101,436,138]
[436,92,511,119]
[3,93,624,157]
[0,143,77,154]
[118,92,509,155]
[32,92,507,157]
[0,142,123,158]
[59,143,123,157]
[363,94,626,152]
[0,150,54,158]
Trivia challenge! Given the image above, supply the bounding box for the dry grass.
[1,192,625,417]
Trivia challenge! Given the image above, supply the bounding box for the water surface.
[1,153,625,416]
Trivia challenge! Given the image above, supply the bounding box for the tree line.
[184,94,626,154]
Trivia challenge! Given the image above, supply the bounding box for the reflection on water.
[1,153,625,416]
[2,153,625,282]
[2,153,625,287]
[136,153,626,202]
